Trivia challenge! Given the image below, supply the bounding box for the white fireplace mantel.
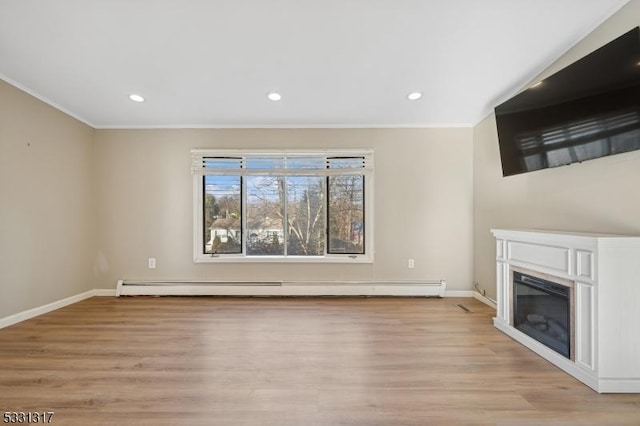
[491,228,640,393]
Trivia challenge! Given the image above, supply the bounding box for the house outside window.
[192,149,373,263]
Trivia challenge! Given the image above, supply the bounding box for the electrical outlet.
[408,259,415,269]
[148,257,156,269]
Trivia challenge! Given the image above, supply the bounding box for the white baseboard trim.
[116,279,448,297]
[472,291,497,309]
[0,289,115,329]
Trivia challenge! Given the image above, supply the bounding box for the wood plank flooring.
[1,296,639,425]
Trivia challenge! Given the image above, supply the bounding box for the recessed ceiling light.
[267,92,282,101]
[407,92,422,101]
[129,94,145,102]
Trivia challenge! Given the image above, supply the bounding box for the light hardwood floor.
[1,296,639,425]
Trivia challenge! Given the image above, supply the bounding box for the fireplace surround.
[492,229,640,393]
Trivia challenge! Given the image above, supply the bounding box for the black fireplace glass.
[513,271,571,359]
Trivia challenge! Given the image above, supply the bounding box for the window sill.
[193,255,373,264]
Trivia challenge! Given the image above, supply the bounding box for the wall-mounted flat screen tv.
[495,27,640,177]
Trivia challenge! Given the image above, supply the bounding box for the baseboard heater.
[116,279,447,297]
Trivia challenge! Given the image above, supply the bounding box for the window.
[192,150,373,262]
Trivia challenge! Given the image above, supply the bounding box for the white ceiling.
[0,0,630,128]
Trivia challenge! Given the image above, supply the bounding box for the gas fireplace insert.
[512,270,573,359]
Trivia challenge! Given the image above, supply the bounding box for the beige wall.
[473,0,640,300]
[0,80,95,318]
[94,128,474,291]
[0,80,474,318]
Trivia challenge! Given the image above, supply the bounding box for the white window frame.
[192,149,374,263]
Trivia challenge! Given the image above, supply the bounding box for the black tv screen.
[495,27,640,177]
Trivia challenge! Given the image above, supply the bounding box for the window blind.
[191,150,374,176]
